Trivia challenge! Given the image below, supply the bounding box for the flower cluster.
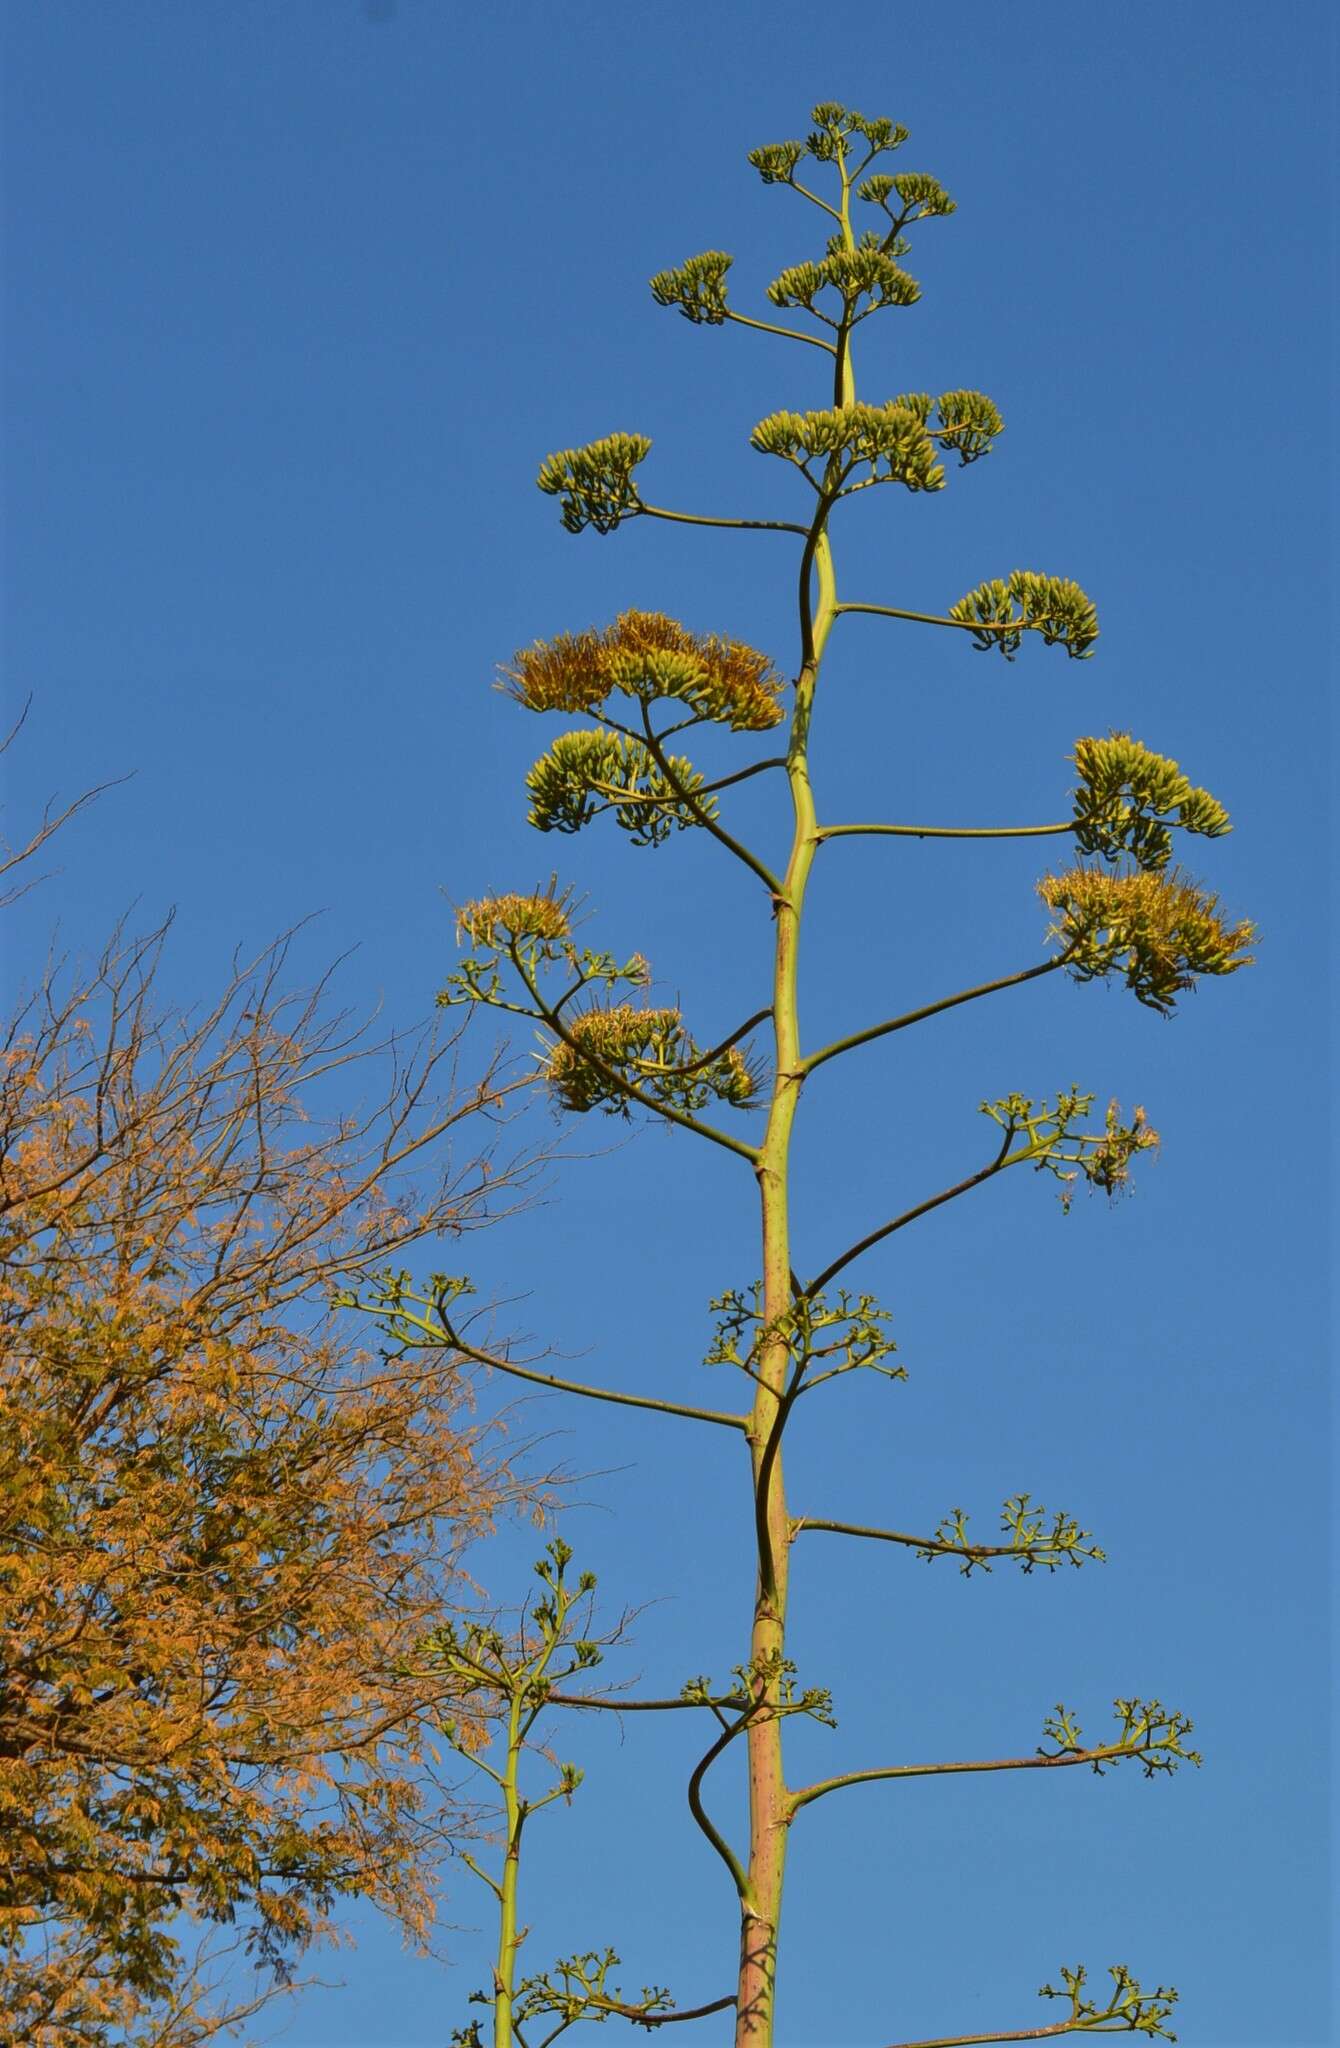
[1071,732,1232,871]
[766,247,921,321]
[648,248,733,323]
[455,888,572,950]
[981,1089,1160,1209]
[525,729,714,845]
[951,570,1099,658]
[1039,865,1255,1013]
[503,610,786,732]
[536,431,651,534]
[751,400,945,492]
[545,1005,760,1118]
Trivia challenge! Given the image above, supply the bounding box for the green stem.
[803,1140,1017,1299]
[790,1516,1072,1566]
[817,821,1074,842]
[787,1739,1148,1818]
[733,139,859,2048]
[398,1306,749,1433]
[879,2022,1108,2047]
[725,309,836,354]
[835,599,1099,646]
[801,957,1066,1077]
[639,502,810,537]
[638,704,784,894]
[495,1693,524,2048]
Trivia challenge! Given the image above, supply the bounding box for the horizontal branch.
[801,957,1065,1078]
[639,501,810,537]
[791,1517,1037,1565]
[835,600,1080,638]
[816,821,1074,843]
[879,2020,1091,2047]
[788,1738,1152,1817]
[546,1692,747,1714]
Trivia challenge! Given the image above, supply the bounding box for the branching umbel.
[423,100,1249,2047]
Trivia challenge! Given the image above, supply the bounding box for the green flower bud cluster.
[856,169,956,220]
[766,247,921,321]
[951,570,1100,658]
[1039,865,1255,1012]
[536,431,651,534]
[648,249,733,323]
[1039,1698,1202,1775]
[545,1005,760,1117]
[526,728,714,845]
[751,400,945,493]
[890,387,1004,464]
[1071,732,1232,871]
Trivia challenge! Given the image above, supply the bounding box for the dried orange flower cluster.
[503,610,786,732]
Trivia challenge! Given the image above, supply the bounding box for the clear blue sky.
[2,4,1332,2046]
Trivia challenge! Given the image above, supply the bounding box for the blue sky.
[1,4,1332,2046]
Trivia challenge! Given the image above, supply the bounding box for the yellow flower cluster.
[456,891,572,950]
[1039,865,1254,1013]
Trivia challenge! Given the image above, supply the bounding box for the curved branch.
[686,1711,757,1903]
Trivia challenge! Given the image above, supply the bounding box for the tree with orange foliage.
[0,916,543,2046]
